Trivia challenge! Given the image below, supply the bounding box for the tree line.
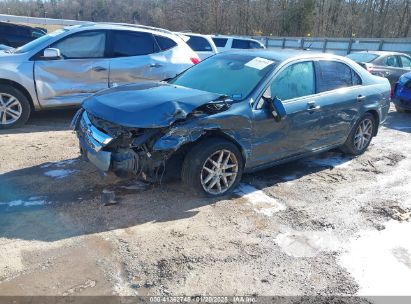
[1,0,410,38]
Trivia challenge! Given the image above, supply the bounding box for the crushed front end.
[72,109,173,180]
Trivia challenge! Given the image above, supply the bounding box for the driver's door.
[250,61,322,168]
[34,30,109,107]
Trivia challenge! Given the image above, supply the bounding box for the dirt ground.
[0,106,410,299]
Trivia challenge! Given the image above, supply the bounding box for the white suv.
[211,35,265,52]
[175,32,218,60]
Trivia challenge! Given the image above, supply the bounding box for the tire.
[341,113,376,156]
[395,105,405,113]
[0,84,31,129]
[181,137,244,197]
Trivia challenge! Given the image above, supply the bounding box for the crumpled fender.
[152,113,253,163]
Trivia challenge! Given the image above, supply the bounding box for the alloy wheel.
[0,93,22,125]
[354,118,373,151]
[200,149,239,195]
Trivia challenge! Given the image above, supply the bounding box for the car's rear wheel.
[0,85,31,129]
[341,113,376,156]
[395,105,405,113]
[181,138,243,197]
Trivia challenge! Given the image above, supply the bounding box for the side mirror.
[43,48,61,59]
[269,97,287,122]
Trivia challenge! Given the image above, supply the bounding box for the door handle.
[93,66,107,72]
[306,101,320,112]
[150,63,163,68]
[357,95,366,102]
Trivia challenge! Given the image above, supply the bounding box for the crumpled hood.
[82,82,222,128]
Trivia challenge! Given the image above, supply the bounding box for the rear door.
[312,60,365,147]
[251,60,321,166]
[108,30,176,86]
[34,30,109,107]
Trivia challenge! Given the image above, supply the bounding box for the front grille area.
[87,112,128,137]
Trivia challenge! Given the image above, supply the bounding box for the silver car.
[0,23,200,129]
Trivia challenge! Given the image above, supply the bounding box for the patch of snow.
[41,159,78,169]
[234,183,286,216]
[275,230,341,258]
[306,154,352,169]
[339,220,411,296]
[0,197,49,208]
[44,169,76,179]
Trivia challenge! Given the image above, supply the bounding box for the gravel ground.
[0,106,410,298]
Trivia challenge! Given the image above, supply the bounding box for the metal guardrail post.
[323,39,328,53]
[347,38,353,54]
[300,38,305,49]
[282,38,286,49]
[379,39,384,51]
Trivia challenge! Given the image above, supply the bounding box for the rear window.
[155,35,177,51]
[112,31,158,57]
[347,53,378,63]
[316,61,362,93]
[186,35,212,52]
[212,37,228,47]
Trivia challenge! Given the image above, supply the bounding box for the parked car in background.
[393,72,411,112]
[0,22,46,48]
[72,50,390,197]
[211,35,265,52]
[175,32,217,60]
[0,23,199,129]
[346,51,411,87]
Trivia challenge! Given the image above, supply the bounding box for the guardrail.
[0,14,86,26]
[251,36,411,55]
[1,14,410,55]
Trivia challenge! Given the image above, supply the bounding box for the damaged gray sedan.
[72,50,391,196]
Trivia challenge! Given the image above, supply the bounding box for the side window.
[384,56,399,67]
[399,56,411,68]
[112,31,158,57]
[186,36,212,51]
[316,61,360,93]
[154,35,177,51]
[250,41,264,49]
[212,38,228,47]
[52,31,106,59]
[232,39,250,49]
[271,61,315,101]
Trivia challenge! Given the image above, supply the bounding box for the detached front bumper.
[72,110,113,172]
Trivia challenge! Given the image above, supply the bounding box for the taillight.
[190,57,200,64]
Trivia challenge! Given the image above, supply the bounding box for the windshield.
[347,52,378,63]
[170,54,277,100]
[12,29,67,54]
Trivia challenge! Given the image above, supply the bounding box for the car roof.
[66,22,175,37]
[223,49,343,63]
[351,50,409,57]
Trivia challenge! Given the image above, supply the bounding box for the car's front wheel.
[181,138,243,197]
[0,84,31,129]
[342,113,376,156]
